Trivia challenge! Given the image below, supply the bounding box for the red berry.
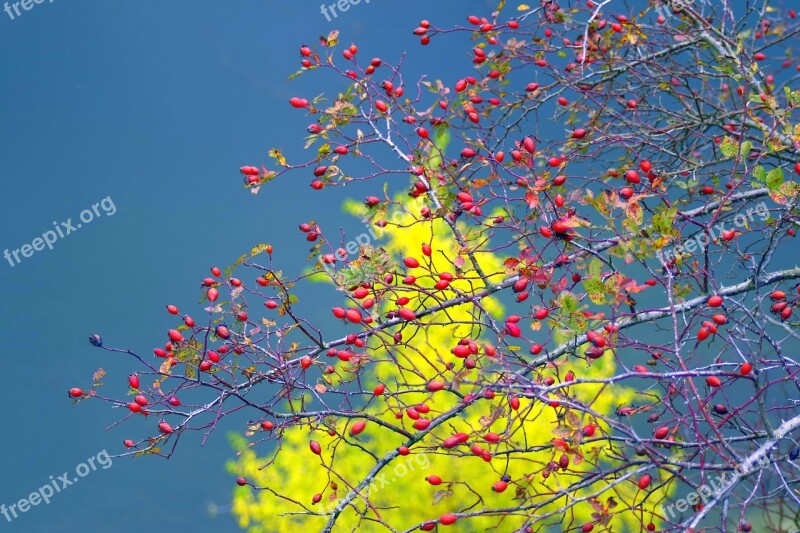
[505,322,521,337]
[427,380,445,392]
[740,362,753,375]
[68,387,83,398]
[492,480,508,492]
[439,514,457,526]
[522,137,536,153]
[558,454,569,469]
[345,309,363,324]
[404,257,420,268]
[484,432,501,443]
[128,374,139,389]
[350,420,367,436]
[398,308,416,321]
[413,418,431,430]
[158,421,174,434]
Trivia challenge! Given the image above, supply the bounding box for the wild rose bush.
[73,1,800,531]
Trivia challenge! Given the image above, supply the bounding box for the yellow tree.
[228,194,668,532]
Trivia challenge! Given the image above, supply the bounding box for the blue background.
[0,1,499,531]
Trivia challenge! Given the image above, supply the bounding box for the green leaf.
[588,259,603,278]
[766,166,784,191]
[652,207,677,237]
[583,278,607,305]
[769,180,800,205]
[719,138,737,158]
[558,292,579,314]
[753,165,766,182]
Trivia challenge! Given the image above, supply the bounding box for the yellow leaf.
[269,148,287,167]
[250,243,271,256]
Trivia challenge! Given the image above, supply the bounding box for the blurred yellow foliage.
[226,197,669,532]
